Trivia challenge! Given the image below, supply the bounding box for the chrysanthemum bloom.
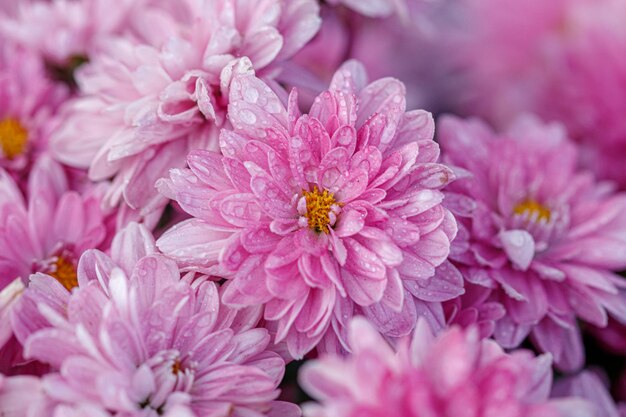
[21,249,296,417]
[0,0,141,89]
[0,155,110,370]
[299,317,593,417]
[431,0,626,187]
[50,0,321,218]
[0,42,67,177]
[440,115,626,371]
[158,61,459,358]
[0,156,109,293]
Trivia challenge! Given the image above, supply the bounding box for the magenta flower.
[50,0,321,217]
[440,115,626,371]
[158,61,459,358]
[0,42,67,176]
[21,249,295,417]
[300,317,593,417]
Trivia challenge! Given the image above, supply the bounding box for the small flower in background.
[299,317,593,417]
[158,60,459,358]
[440,115,626,371]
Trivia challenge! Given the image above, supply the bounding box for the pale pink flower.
[0,42,67,176]
[21,251,296,417]
[50,0,321,218]
[158,61,458,358]
[300,317,593,417]
[440,115,626,371]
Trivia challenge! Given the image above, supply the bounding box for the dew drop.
[239,109,257,125]
[243,87,259,104]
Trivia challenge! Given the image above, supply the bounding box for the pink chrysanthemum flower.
[20,249,295,417]
[434,0,626,187]
[440,115,626,371]
[299,317,593,417]
[0,0,140,88]
[0,42,67,176]
[0,155,110,370]
[50,0,320,217]
[158,61,459,358]
[0,156,109,294]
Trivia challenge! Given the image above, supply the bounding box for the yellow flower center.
[302,186,338,233]
[0,118,28,160]
[513,199,551,222]
[47,255,78,291]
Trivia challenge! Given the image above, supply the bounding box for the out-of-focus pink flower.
[0,0,140,75]
[300,317,593,417]
[553,370,621,417]
[440,115,626,371]
[21,249,296,417]
[158,60,459,359]
[50,0,320,219]
[0,42,67,177]
[435,0,626,188]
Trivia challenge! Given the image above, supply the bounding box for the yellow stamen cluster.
[48,255,78,291]
[513,199,551,222]
[303,186,337,233]
[0,118,28,160]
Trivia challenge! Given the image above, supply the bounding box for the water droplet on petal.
[239,109,257,125]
